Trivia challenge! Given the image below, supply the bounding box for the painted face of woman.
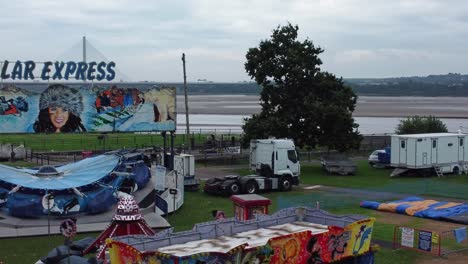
[48,107,69,132]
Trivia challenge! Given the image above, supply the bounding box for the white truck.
[390,132,468,176]
[204,139,300,195]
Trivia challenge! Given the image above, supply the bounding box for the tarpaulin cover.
[133,163,150,188]
[441,212,468,225]
[0,188,7,207]
[360,197,468,224]
[0,154,120,190]
[7,192,43,217]
[0,152,152,217]
[86,187,116,214]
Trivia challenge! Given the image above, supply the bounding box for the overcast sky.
[1,0,467,82]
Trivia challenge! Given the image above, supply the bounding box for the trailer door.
[399,139,407,164]
[431,138,438,164]
[459,137,465,162]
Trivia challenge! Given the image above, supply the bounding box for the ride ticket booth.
[230,194,271,221]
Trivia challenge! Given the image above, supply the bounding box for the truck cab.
[204,139,300,196]
[250,139,300,184]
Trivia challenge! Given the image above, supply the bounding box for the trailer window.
[432,140,437,148]
[460,138,464,147]
[288,150,298,163]
[401,140,405,149]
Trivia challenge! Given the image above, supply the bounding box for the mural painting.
[110,243,250,264]
[0,83,176,133]
[239,245,274,264]
[269,231,310,264]
[305,218,375,263]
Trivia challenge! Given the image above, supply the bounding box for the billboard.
[0,82,176,133]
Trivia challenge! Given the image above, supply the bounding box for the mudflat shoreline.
[176,95,468,118]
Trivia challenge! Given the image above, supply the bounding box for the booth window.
[460,138,464,147]
[401,141,405,148]
[448,143,453,147]
[432,140,437,148]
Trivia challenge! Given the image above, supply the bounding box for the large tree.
[242,23,362,151]
[395,115,448,134]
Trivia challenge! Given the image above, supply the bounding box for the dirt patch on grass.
[415,253,468,264]
[373,211,414,226]
[375,211,465,232]
[418,219,465,233]
[375,212,468,264]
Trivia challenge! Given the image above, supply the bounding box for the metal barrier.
[393,226,441,256]
[440,227,468,256]
[393,226,468,257]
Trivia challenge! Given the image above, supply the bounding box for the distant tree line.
[349,80,468,96]
[178,82,262,95]
[4,73,467,96]
[174,73,468,96]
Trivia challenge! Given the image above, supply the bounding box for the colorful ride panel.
[107,207,376,264]
[360,196,468,224]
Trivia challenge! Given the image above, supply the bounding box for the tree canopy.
[395,116,448,134]
[241,23,362,151]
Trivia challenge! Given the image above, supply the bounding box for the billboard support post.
[170,131,175,171]
[182,53,191,151]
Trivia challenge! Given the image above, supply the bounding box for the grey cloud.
[1,0,468,81]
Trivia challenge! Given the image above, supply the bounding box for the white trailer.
[390,133,468,176]
[174,154,195,178]
[173,154,199,191]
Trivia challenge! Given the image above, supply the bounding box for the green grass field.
[235,160,468,200]
[2,154,468,262]
[0,187,425,264]
[1,132,241,152]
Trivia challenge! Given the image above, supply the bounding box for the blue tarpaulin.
[0,152,151,217]
[0,154,120,190]
[454,227,467,243]
[361,197,468,224]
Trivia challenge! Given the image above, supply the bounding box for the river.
[175,95,468,135]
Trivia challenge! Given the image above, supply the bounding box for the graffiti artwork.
[304,218,375,263]
[240,245,273,264]
[270,232,309,264]
[0,83,176,133]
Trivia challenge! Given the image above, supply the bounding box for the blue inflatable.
[360,196,468,224]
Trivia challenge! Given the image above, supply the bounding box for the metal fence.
[440,228,468,256]
[0,132,389,153]
[393,226,468,257]
[393,226,441,256]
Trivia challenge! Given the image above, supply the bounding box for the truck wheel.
[453,166,460,175]
[244,181,258,194]
[280,176,292,191]
[229,183,240,195]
